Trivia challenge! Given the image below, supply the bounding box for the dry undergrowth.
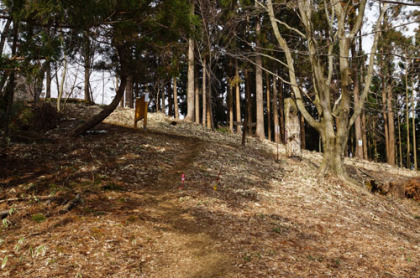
[0,103,419,277]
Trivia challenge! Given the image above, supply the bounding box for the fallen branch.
[59,193,81,214]
[0,196,55,204]
[0,210,11,219]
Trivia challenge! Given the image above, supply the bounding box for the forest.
[0,0,419,175]
[0,1,420,277]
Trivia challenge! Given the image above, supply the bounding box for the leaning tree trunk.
[70,45,130,137]
[70,75,127,137]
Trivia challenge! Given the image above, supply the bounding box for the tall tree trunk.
[156,83,160,112]
[46,62,51,99]
[245,69,252,134]
[206,71,213,130]
[161,80,165,113]
[173,76,179,119]
[125,74,133,108]
[412,78,417,171]
[34,63,45,103]
[387,84,395,165]
[300,113,306,149]
[398,112,403,167]
[278,78,285,144]
[359,31,368,160]
[405,60,410,169]
[362,110,368,160]
[168,81,173,117]
[57,57,68,112]
[84,32,92,103]
[185,3,195,122]
[0,19,11,54]
[228,78,233,132]
[235,59,241,133]
[255,5,264,139]
[266,73,271,141]
[352,44,363,159]
[195,75,200,123]
[381,51,390,163]
[272,74,279,144]
[202,58,207,127]
[2,21,18,142]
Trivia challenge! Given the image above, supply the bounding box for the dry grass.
[0,103,418,277]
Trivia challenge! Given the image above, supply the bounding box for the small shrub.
[31,213,47,223]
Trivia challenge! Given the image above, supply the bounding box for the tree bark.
[405,59,410,169]
[412,78,417,170]
[2,20,18,141]
[0,19,11,54]
[185,3,195,122]
[352,44,363,159]
[195,74,200,123]
[84,32,92,103]
[300,113,305,150]
[206,71,214,130]
[386,84,395,165]
[34,63,45,103]
[228,78,233,132]
[245,69,252,134]
[278,77,285,144]
[57,57,68,112]
[272,73,279,144]
[362,110,368,159]
[168,80,173,117]
[255,4,265,140]
[125,74,133,108]
[173,76,179,119]
[235,59,241,133]
[46,62,52,99]
[266,73,271,141]
[202,58,207,127]
[398,112,403,167]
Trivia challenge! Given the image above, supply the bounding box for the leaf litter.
[0,103,418,277]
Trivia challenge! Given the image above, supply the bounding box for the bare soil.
[0,103,419,277]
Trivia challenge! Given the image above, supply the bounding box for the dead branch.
[0,210,11,219]
[59,193,81,214]
[0,196,55,204]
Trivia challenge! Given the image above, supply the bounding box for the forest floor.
[0,103,419,277]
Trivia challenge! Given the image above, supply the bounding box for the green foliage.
[31,213,47,223]
[216,127,230,133]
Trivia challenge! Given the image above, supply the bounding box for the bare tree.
[264,0,388,178]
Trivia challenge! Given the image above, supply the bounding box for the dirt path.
[136,135,234,277]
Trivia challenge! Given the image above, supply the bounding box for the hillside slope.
[0,103,419,277]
